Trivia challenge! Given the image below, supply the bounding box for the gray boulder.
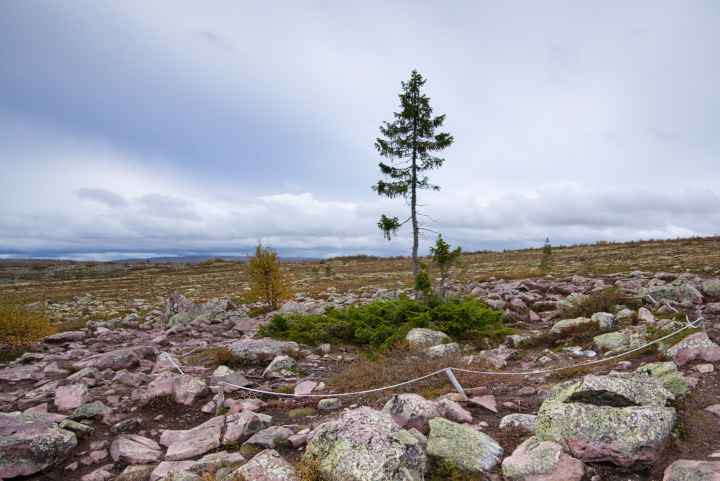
[167,297,235,327]
[636,362,689,397]
[702,279,720,299]
[405,328,450,349]
[591,312,615,330]
[662,460,720,481]
[262,354,296,378]
[163,416,225,461]
[535,373,676,466]
[642,283,703,305]
[550,316,612,337]
[502,436,584,481]
[230,338,299,363]
[0,412,77,478]
[244,426,294,449]
[73,346,155,371]
[160,412,271,461]
[304,406,426,481]
[667,332,720,366]
[44,330,86,343]
[425,342,460,358]
[426,417,503,475]
[382,393,441,433]
[593,332,627,352]
[499,413,537,433]
[110,434,163,465]
[234,449,299,481]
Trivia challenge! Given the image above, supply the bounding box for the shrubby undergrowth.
[259,296,510,349]
[0,302,55,362]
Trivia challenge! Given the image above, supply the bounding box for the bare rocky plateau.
[3,248,720,480]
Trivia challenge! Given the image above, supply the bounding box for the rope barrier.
[217,369,449,398]
[454,316,702,377]
[159,294,706,399]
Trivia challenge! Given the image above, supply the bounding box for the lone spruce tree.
[373,70,454,282]
[430,234,462,299]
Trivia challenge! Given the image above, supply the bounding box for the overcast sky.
[1,1,719,260]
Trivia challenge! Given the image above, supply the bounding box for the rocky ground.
[3,269,720,480]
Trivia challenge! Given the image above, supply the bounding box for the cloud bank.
[1,1,718,259]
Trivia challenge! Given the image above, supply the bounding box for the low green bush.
[258,297,509,349]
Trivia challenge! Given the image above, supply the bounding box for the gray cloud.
[0,1,719,259]
[137,194,201,222]
[75,188,127,208]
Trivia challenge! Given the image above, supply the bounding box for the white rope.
[453,316,703,377]
[158,351,185,375]
[157,292,706,398]
[216,368,448,399]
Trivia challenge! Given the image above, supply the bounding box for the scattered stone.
[469,394,498,413]
[318,398,341,411]
[426,417,503,475]
[535,373,676,466]
[211,366,250,391]
[405,328,450,349]
[667,332,720,366]
[81,467,113,481]
[0,412,78,478]
[502,436,584,481]
[382,393,441,433]
[702,279,720,299]
[476,345,518,369]
[164,416,225,461]
[437,398,473,423]
[112,417,143,434]
[189,451,246,474]
[642,283,704,305]
[55,383,89,411]
[294,380,318,396]
[44,330,87,343]
[172,375,208,405]
[590,312,615,330]
[262,354,297,378]
[425,342,461,358]
[695,363,715,373]
[116,464,155,481]
[663,460,720,481]
[151,461,196,481]
[550,317,609,337]
[111,434,163,465]
[636,362,689,397]
[224,411,274,445]
[704,404,720,417]
[59,419,95,437]
[638,307,655,324]
[499,414,537,433]
[244,426,294,449]
[73,346,154,371]
[71,401,110,420]
[593,332,627,352]
[234,449,299,481]
[304,407,426,481]
[230,339,299,363]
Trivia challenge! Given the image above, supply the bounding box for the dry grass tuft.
[560,287,635,319]
[295,458,325,481]
[0,302,56,352]
[329,346,463,404]
[184,346,245,369]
